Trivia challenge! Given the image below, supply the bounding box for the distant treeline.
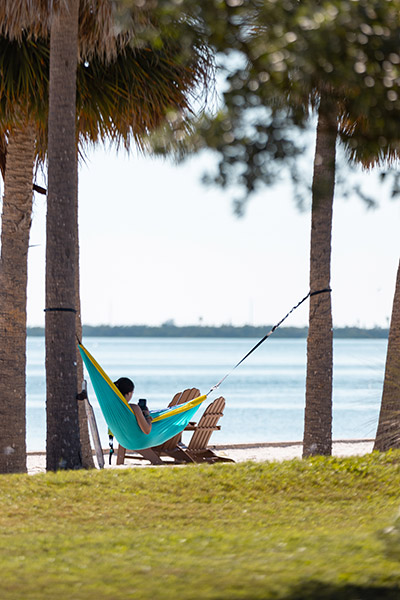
[27,324,389,339]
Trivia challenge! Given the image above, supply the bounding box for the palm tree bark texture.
[46,0,82,471]
[0,124,35,473]
[374,260,400,451]
[303,92,337,458]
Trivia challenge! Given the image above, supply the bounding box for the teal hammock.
[78,343,206,450]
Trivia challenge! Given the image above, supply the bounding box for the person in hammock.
[114,377,152,434]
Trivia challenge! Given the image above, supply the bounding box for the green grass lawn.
[1,452,400,599]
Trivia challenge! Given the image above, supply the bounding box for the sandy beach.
[26,439,375,474]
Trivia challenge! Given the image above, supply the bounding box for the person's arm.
[130,403,152,434]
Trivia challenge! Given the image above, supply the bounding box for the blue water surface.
[26,337,387,451]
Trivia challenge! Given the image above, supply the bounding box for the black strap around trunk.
[44,307,77,313]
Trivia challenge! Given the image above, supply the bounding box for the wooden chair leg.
[117,445,126,465]
[137,449,165,465]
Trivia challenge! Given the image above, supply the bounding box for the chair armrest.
[184,421,197,431]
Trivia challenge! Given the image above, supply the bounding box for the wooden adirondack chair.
[116,388,200,465]
[164,396,235,464]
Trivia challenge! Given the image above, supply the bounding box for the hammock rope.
[207,288,331,395]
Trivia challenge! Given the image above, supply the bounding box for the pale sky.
[26,145,399,330]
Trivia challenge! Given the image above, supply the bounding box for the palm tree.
[0,9,213,471]
[188,6,339,457]
[0,34,50,473]
[374,261,400,451]
[44,0,81,471]
[0,27,82,472]
[0,125,35,473]
[302,91,336,456]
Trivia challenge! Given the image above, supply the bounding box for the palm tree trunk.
[303,93,337,458]
[46,0,82,470]
[374,260,400,451]
[0,124,35,473]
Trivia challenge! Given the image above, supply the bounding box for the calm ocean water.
[27,336,387,452]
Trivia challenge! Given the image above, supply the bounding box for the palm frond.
[0,27,213,163]
[0,0,135,61]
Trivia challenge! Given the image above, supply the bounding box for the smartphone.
[138,398,147,410]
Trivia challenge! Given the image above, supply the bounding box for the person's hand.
[142,408,152,424]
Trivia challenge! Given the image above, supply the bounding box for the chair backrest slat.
[188,397,225,451]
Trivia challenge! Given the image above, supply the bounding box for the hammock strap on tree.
[207,288,331,395]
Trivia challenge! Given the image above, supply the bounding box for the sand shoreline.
[26,439,375,475]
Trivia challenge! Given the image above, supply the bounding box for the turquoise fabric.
[79,344,204,450]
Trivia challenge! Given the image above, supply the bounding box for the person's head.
[114,377,135,400]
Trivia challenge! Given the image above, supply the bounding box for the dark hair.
[114,377,134,397]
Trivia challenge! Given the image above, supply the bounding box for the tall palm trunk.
[0,124,35,473]
[303,93,337,457]
[374,259,400,451]
[46,0,82,470]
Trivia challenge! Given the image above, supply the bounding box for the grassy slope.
[1,453,400,599]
